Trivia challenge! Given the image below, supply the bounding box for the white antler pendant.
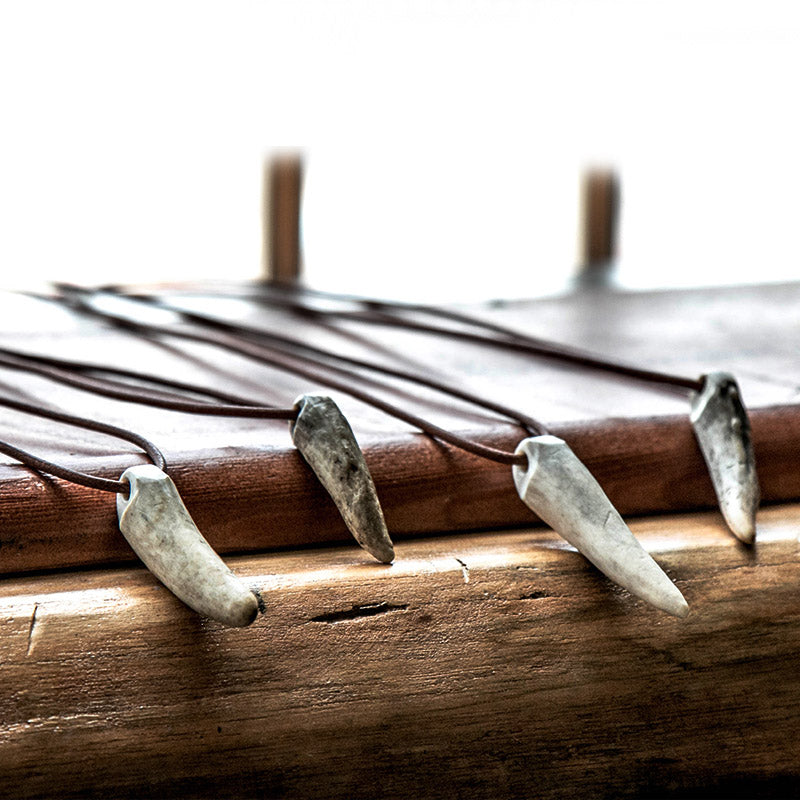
[513,436,689,618]
[117,465,259,627]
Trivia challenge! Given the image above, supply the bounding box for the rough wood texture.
[1,505,798,798]
[1,282,800,574]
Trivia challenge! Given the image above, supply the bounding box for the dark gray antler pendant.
[690,372,760,543]
[290,394,395,563]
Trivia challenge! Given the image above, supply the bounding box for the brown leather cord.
[118,294,548,438]
[361,307,703,392]
[0,394,166,494]
[0,349,296,420]
[60,285,547,438]
[103,279,695,390]
[105,281,698,392]
[0,346,269,406]
[52,290,531,466]
[238,283,703,393]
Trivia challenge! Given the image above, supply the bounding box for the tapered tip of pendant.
[367,541,395,564]
[660,588,690,619]
[628,562,690,618]
[724,509,757,545]
[229,593,260,627]
[354,513,395,563]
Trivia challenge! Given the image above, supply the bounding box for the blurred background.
[1,0,798,301]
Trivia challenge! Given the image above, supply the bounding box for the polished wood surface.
[0,282,799,574]
[1,505,798,798]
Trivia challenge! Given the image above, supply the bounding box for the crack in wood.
[455,558,470,584]
[25,602,39,657]
[250,587,266,615]
[519,591,551,600]
[309,601,408,624]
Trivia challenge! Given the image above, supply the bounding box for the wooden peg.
[263,153,304,284]
[580,168,619,271]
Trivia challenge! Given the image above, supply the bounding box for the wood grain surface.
[1,282,799,574]
[1,505,798,799]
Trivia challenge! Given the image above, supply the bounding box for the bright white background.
[1,1,798,301]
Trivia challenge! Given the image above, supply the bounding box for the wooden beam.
[3,281,800,575]
[264,153,304,283]
[1,505,799,798]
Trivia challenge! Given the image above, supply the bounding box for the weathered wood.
[1,505,798,798]
[2,283,800,574]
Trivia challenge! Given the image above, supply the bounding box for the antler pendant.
[117,465,259,627]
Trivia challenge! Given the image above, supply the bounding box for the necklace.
[36,286,689,617]
[160,281,757,544]
[0,345,394,566]
[0,392,258,627]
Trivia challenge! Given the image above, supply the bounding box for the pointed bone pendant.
[117,464,259,627]
[290,395,394,563]
[513,436,689,618]
[690,372,759,544]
